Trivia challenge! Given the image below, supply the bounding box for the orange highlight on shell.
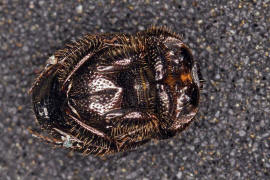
[180,73,192,83]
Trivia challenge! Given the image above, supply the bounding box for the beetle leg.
[28,128,63,145]
[31,126,113,155]
[53,128,83,144]
[110,112,160,151]
[62,52,94,88]
[67,112,109,139]
[119,139,150,153]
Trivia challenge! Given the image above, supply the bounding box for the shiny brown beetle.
[29,27,203,156]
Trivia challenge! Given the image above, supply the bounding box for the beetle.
[29,27,203,156]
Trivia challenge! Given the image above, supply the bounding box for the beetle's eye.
[163,37,193,75]
[179,47,193,70]
[185,84,200,107]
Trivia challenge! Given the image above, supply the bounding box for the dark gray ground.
[0,0,269,179]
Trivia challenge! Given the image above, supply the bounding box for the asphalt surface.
[0,0,269,180]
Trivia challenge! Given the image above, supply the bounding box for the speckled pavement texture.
[0,0,269,179]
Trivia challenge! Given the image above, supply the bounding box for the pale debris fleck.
[47,55,57,65]
[61,135,73,148]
